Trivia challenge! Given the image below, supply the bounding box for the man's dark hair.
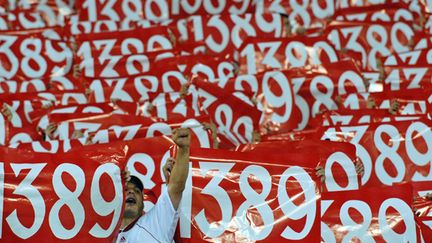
[129,175,144,192]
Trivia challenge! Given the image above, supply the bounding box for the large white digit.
[310,75,338,117]
[195,162,235,238]
[278,166,316,240]
[255,13,282,37]
[341,126,372,185]
[262,71,293,124]
[6,163,46,239]
[340,26,367,69]
[98,56,121,78]
[374,124,405,185]
[231,14,256,48]
[214,104,240,145]
[49,163,85,239]
[340,200,374,242]
[405,122,432,181]
[20,38,47,78]
[325,152,359,191]
[289,0,310,28]
[240,43,257,74]
[367,25,391,70]
[127,153,156,190]
[205,15,229,53]
[390,22,414,54]
[236,165,273,241]
[233,116,253,144]
[379,198,416,242]
[285,41,308,67]
[90,163,123,237]
[0,35,18,79]
[45,41,73,77]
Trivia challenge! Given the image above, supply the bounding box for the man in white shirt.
[117,128,190,243]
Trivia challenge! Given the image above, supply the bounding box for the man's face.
[124,182,144,219]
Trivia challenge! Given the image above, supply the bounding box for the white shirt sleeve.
[137,187,179,242]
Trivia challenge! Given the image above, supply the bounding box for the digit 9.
[278,166,317,240]
[405,121,432,181]
[262,71,294,124]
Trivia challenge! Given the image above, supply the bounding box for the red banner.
[0,35,73,79]
[177,147,321,242]
[0,146,127,242]
[317,119,432,190]
[322,183,418,242]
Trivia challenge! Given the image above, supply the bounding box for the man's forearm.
[167,147,189,209]
[170,148,189,191]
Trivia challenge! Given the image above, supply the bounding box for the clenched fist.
[172,128,191,149]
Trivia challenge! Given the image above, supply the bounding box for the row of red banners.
[1,136,429,242]
[1,131,430,242]
[1,0,432,242]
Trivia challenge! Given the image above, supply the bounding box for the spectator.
[117,128,191,243]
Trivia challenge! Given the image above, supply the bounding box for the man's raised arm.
[167,128,190,210]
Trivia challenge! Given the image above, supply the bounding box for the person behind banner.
[117,128,190,243]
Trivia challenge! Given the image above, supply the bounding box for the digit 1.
[180,162,193,238]
[240,43,256,74]
[0,162,3,239]
[192,16,204,41]
[83,0,97,22]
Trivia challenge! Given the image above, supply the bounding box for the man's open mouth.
[125,197,136,204]
[179,133,188,138]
